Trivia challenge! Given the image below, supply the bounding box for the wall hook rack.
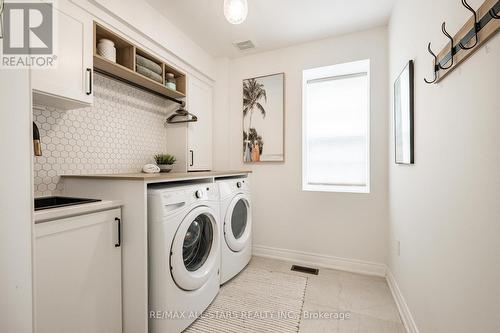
[424,0,499,84]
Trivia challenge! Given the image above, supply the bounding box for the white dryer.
[216,177,252,284]
[147,183,220,333]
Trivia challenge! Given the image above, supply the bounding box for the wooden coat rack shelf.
[425,0,499,84]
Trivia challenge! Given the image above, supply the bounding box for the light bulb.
[224,0,248,25]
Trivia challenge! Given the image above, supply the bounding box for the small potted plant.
[154,154,176,173]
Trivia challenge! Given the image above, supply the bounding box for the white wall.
[215,27,390,265]
[388,0,500,332]
[0,70,34,333]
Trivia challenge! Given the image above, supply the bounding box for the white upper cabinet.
[187,77,213,171]
[32,0,93,109]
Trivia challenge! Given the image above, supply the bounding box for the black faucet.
[33,121,42,156]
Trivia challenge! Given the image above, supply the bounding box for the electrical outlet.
[397,240,401,256]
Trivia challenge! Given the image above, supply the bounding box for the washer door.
[224,194,251,252]
[170,206,220,291]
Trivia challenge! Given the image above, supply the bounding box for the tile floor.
[248,256,406,333]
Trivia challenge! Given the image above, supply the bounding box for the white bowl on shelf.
[97,39,116,62]
[98,38,114,48]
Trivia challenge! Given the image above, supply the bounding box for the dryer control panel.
[217,177,250,200]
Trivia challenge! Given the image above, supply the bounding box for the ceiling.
[146,0,396,58]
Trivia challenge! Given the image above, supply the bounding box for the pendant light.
[224,0,248,25]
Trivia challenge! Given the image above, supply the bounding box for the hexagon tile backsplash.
[33,73,176,197]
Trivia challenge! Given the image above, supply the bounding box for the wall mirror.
[394,60,414,164]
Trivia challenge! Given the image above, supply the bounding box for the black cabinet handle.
[86,68,92,95]
[115,217,121,247]
[189,150,194,167]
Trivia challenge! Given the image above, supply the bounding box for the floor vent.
[291,265,319,275]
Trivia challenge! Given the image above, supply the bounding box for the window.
[302,60,370,193]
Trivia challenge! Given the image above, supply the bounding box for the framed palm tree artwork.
[243,73,285,162]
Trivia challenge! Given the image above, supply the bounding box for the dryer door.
[170,206,220,291]
[224,194,252,252]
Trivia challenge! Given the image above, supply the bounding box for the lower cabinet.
[34,208,122,333]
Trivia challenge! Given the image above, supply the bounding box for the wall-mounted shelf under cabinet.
[93,22,186,100]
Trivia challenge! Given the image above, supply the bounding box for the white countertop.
[34,200,123,224]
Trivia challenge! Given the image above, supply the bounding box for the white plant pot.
[157,164,174,173]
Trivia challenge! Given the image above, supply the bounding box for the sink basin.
[35,196,102,211]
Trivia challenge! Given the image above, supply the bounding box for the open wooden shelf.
[93,22,186,100]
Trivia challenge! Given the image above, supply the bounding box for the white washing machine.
[217,177,252,284]
[147,183,220,333]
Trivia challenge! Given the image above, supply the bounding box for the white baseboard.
[386,270,420,333]
[252,244,387,277]
[253,244,419,333]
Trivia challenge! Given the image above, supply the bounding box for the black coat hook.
[459,0,479,50]
[490,8,500,19]
[424,42,439,84]
[439,22,454,70]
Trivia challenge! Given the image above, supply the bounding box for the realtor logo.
[3,2,52,54]
[1,1,55,67]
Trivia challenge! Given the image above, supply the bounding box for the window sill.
[302,184,370,194]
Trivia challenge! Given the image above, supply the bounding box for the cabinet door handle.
[115,217,121,247]
[189,150,194,167]
[86,68,92,95]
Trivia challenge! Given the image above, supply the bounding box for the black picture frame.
[394,60,414,164]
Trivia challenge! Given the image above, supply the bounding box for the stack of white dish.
[97,38,116,62]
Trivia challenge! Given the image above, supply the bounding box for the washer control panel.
[191,184,218,201]
[235,179,248,190]
[217,177,250,199]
